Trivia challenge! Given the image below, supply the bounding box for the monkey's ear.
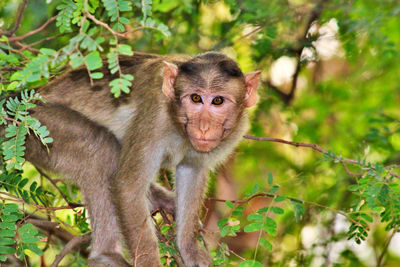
[244,71,261,108]
[162,61,179,99]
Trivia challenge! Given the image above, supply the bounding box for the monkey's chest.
[160,135,187,170]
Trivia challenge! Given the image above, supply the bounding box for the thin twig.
[162,170,172,190]
[50,234,91,267]
[243,135,400,179]
[0,192,78,211]
[29,34,62,47]
[8,16,58,42]
[36,167,84,208]
[267,0,327,105]
[377,227,398,267]
[0,0,28,37]
[86,12,128,38]
[208,192,365,229]
[340,161,363,177]
[14,41,40,53]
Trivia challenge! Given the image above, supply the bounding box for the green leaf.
[292,201,305,222]
[91,72,104,79]
[267,172,273,185]
[270,206,284,214]
[56,0,77,33]
[361,213,373,223]
[0,238,15,246]
[217,218,228,228]
[118,44,133,55]
[269,185,279,194]
[247,214,264,222]
[259,237,273,251]
[244,222,263,233]
[220,225,230,237]
[225,200,234,209]
[239,260,263,267]
[274,196,286,202]
[84,51,103,70]
[0,246,16,254]
[0,229,15,237]
[232,210,243,217]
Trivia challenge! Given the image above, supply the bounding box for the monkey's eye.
[190,94,202,103]
[212,96,224,105]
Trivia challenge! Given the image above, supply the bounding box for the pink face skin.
[180,91,238,152]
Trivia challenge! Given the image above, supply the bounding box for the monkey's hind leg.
[25,103,129,267]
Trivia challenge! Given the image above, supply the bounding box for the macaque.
[4,52,260,266]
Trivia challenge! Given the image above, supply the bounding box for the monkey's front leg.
[111,151,162,267]
[175,163,212,267]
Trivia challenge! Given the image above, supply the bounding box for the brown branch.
[243,135,400,179]
[263,80,288,100]
[50,234,91,267]
[26,218,75,243]
[14,41,40,53]
[36,167,84,208]
[8,16,57,42]
[25,215,90,257]
[377,227,398,267]
[162,170,172,190]
[340,161,363,177]
[0,0,28,37]
[207,192,366,229]
[284,0,326,105]
[85,12,128,38]
[0,192,79,210]
[29,34,62,47]
[267,0,327,105]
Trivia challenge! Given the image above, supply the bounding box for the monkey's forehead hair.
[178,52,244,79]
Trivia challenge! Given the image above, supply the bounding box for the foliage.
[1,90,52,171]
[0,203,44,262]
[1,0,400,266]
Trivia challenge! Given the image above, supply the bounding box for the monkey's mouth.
[189,137,220,153]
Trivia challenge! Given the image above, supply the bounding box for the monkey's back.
[37,52,191,140]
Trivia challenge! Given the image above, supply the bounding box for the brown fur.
[1,52,260,267]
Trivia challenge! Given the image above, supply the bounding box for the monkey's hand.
[180,242,212,267]
[149,182,176,215]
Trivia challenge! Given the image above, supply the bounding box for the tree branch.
[243,135,400,179]
[0,0,28,37]
[268,0,327,105]
[85,12,128,38]
[7,16,57,42]
[50,234,91,267]
[0,192,80,210]
[36,167,84,208]
[207,192,366,229]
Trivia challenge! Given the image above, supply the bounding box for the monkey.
[1,51,260,266]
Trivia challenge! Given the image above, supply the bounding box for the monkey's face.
[162,53,261,153]
[179,90,243,152]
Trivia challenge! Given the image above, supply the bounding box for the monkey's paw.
[180,244,212,267]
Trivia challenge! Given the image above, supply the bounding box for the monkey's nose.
[199,120,209,134]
